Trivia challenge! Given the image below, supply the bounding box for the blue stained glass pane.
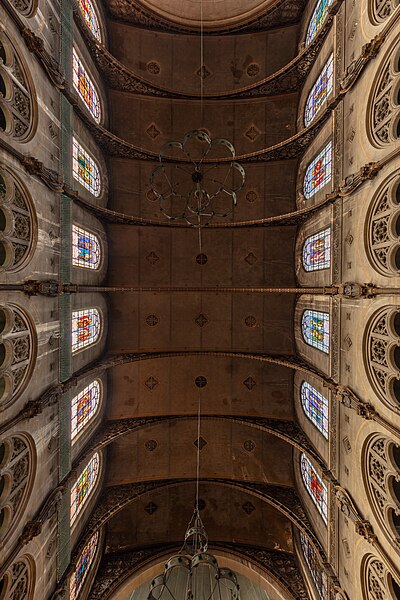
[72,138,101,197]
[302,228,331,271]
[306,0,334,45]
[300,531,328,598]
[304,55,334,127]
[72,225,101,269]
[301,381,329,438]
[300,453,328,523]
[70,453,100,525]
[69,532,99,600]
[72,48,101,122]
[72,308,101,354]
[78,0,101,41]
[303,142,332,199]
[301,310,330,353]
[71,380,101,441]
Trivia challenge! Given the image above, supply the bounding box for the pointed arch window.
[72,308,101,354]
[300,453,328,523]
[302,310,330,353]
[302,228,331,271]
[303,142,332,199]
[72,138,101,197]
[301,382,329,438]
[69,531,99,600]
[304,55,334,127]
[78,0,102,42]
[70,453,100,525]
[72,225,101,269]
[300,532,328,598]
[72,48,101,122]
[71,380,101,441]
[306,0,334,45]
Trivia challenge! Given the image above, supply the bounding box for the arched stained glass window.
[70,453,100,525]
[303,142,332,199]
[302,228,331,271]
[301,382,329,438]
[72,48,101,122]
[78,0,101,42]
[72,308,101,354]
[72,225,101,269]
[300,531,328,598]
[302,310,330,353]
[300,453,328,523]
[304,55,334,127]
[306,0,334,45]
[69,531,99,600]
[71,380,101,441]
[72,138,101,197]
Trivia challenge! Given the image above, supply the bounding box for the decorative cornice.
[88,542,309,600]
[105,0,308,35]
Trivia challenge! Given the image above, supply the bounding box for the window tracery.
[364,436,400,545]
[0,435,34,542]
[7,0,37,16]
[363,556,400,600]
[366,175,400,276]
[77,0,102,41]
[303,142,332,199]
[300,382,329,438]
[370,0,400,24]
[72,138,101,197]
[369,41,400,146]
[0,31,37,142]
[0,167,36,273]
[364,306,400,410]
[0,556,34,600]
[69,531,99,599]
[72,48,101,123]
[301,310,330,353]
[72,225,101,269]
[71,380,101,441]
[71,308,101,354]
[300,531,328,598]
[302,228,331,271]
[306,0,334,45]
[70,453,100,525]
[0,304,36,409]
[304,55,334,127]
[300,453,328,523]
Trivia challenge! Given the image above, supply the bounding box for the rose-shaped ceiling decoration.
[150,130,245,228]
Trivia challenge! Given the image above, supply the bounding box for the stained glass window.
[301,381,329,439]
[304,55,334,127]
[71,380,101,441]
[303,142,332,199]
[78,0,101,42]
[302,228,331,271]
[300,531,328,598]
[72,138,101,197]
[70,453,100,525]
[72,48,101,122]
[70,531,99,600]
[72,225,101,269]
[300,453,328,523]
[306,0,334,45]
[72,308,101,354]
[302,310,330,353]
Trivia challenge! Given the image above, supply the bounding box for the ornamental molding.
[88,542,309,600]
[105,0,307,34]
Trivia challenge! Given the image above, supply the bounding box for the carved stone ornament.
[339,35,384,91]
[339,162,381,195]
[20,27,65,89]
[333,486,377,543]
[19,157,64,193]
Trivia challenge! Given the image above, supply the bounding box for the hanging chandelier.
[148,506,240,600]
[150,129,245,229]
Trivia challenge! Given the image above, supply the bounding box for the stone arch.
[0,27,37,143]
[362,554,400,600]
[0,434,36,545]
[0,554,35,600]
[368,37,400,147]
[363,434,400,548]
[363,305,400,412]
[365,171,400,276]
[0,165,37,273]
[369,0,400,25]
[0,304,37,410]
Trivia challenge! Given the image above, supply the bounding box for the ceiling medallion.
[150,130,245,231]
